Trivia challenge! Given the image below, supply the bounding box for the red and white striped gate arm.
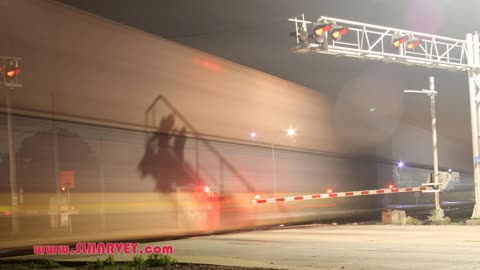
[251,186,428,204]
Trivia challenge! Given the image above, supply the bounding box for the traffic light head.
[391,33,409,48]
[312,22,332,37]
[330,25,349,41]
[406,39,422,50]
[1,57,22,88]
[312,21,331,44]
[5,63,20,80]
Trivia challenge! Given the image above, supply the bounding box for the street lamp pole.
[271,128,296,197]
[272,134,284,198]
[404,76,442,215]
[271,141,277,198]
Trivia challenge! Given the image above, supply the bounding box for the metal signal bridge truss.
[288,14,480,218]
[289,15,470,70]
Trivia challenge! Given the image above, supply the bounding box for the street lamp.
[250,131,257,143]
[272,128,296,197]
[404,76,443,217]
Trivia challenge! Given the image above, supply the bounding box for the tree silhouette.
[0,126,99,196]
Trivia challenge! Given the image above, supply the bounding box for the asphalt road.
[10,223,480,270]
[162,224,480,270]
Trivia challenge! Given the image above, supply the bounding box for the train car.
[0,0,473,249]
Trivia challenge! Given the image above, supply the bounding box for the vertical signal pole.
[475,33,480,219]
[467,33,480,218]
[405,77,441,216]
[66,184,72,233]
[2,56,22,233]
[6,91,19,233]
[429,77,441,213]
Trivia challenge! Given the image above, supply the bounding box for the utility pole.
[404,77,442,218]
[430,77,441,214]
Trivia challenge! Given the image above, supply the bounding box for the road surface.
[9,223,480,269]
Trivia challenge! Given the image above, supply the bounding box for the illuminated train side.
[0,0,473,249]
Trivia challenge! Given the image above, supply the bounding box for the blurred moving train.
[0,1,474,249]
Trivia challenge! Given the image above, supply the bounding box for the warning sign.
[61,171,75,189]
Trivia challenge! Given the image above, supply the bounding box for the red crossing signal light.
[392,34,409,48]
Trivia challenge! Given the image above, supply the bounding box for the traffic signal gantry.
[288,14,480,219]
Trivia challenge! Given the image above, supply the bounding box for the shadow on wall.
[143,95,256,194]
[137,113,198,193]
[0,126,98,194]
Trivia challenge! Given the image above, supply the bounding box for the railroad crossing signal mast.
[1,56,22,233]
[288,15,480,219]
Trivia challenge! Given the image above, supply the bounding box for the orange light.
[6,68,20,78]
[388,184,394,189]
[204,186,210,193]
[61,187,66,191]
[392,35,409,48]
[254,194,260,200]
[314,28,324,36]
[330,26,348,41]
[312,23,332,38]
[327,189,333,194]
[406,39,422,50]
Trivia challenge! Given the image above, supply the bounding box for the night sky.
[58,0,480,144]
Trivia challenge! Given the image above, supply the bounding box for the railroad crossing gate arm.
[251,186,428,205]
